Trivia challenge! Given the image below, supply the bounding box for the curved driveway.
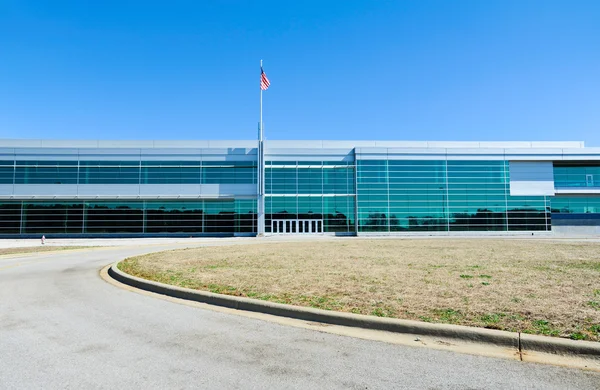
[1,239,599,389]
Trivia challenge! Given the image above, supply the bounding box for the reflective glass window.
[0,161,14,184]
[203,200,234,233]
[554,163,600,187]
[84,202,144,233]
[0,200,252,235]
[0,202,21,233]
[357,159,549,232]
[79,161,140,184]
[551,197,600,214]
[22,202,83,233]
[145,201,204,233]
[323,196,354,232]
[141,161,201,184]
[15,161,78,184]
[235,199,257,233]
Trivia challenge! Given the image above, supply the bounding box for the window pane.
[145,201,204,233]
[0,161,14,184]
[79,161,140,184]
[0,202,21,233]
[22,202,83,233]
[15,161,78,184]
[84,202,143,233]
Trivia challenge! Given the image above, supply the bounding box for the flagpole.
[260,60,263,141]
[258,60,265,236]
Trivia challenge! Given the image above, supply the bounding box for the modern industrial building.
[1,139,599,237]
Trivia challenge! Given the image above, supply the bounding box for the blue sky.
[1,1,599,144]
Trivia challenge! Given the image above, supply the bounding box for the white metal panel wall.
[0,185,14,196]
[509,161,555,196]
[1,184,256,199]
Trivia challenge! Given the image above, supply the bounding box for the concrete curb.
[109,261,600,361]
[520,333,600,358]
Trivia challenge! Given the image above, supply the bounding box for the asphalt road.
[1,241,599,389]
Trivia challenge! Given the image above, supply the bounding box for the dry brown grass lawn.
[0,246,87,256]
[119,239,600,341]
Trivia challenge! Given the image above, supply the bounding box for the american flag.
[260,67,270,90]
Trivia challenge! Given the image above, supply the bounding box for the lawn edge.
[108,260,600,361]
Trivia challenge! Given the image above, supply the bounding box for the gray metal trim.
[1,139,587,150]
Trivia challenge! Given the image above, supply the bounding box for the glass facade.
[80,161,140,184]
[551,163,600,222]
[0,160,257,185]
[0,200,255,235]
[554,163,600,188]
[2,145,600,236]
[0,160,14,184]
[15,161,79,184]
[265,161,355,233]
[550,197,600,214]
[357,160,550,232]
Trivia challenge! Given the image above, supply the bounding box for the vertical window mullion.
[19,200,24,234]
[504,161,509,231]
[354,161,358,233]
[144,200,148,233]
[445,160,449,232]
[386,160,390,233]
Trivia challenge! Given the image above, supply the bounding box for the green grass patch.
[509,314,526,321]
[531,319,560,337]
[480,313,506,327]
[570,332,587,340]
[432,308,463,324]
[459,274,473,279]
[565,262,600,272]
[371,306,395,318]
